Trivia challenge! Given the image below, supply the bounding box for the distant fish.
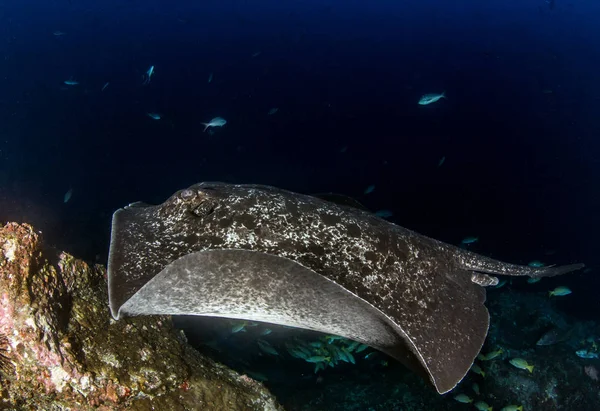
[438,156,446,167]
[340,146,348,153]
[528,260,545,268]
[536,326,574,346]
[63,188,73,203]
[142,65,155,85]
[493,279,507,289]
[453,394,473,404]
[147,113,161,120]
[53,31,66,36]
[231,321,246,333]
[252,51,261,58]
[527,277,541,284]
[509,357,534,373]
[549,286,571,297]
[576,349,598,359]
[201,117,227,131]
[267,108,279,115]
[470,363,485,377]
[101,82,110,92]
[461,236,478,245]
[418,92,446,105]
[364,185,375,195]
[474,401,493,411]
[257,339,279,356]
[208,72,213,83]
[64,79,79,86]
[481,348,503,361]
[375,210,393,218]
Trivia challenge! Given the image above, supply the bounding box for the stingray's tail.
[458,250,584,278]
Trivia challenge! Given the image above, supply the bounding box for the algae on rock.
[0,222,282,411]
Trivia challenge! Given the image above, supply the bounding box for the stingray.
[107,182,583,394]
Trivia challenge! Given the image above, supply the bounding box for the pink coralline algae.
[0,222,282,410]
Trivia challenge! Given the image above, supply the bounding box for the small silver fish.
[268,108,279,115]
[53,31,66,36]
[142,65,155,85]
[64,79,79,86]
[575,350,598,359]
[461,236,479,245]
[576,349,598,359]
[101,82,110,92]
[208,72,213,83]
[63,188,73,203]
[364,185,375,194]
[201,117,227,131]
[146,113,161,120]
[257,339,279,356]
[230,321,246,333]
[438,156,446,167]
[418,92,446,105]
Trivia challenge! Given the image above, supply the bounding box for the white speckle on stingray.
[106,181,584,395]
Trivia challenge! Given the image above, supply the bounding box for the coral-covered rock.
[0,222,282,410]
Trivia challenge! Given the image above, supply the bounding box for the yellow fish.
[549,286,571,297]
[454,394,473,403]
[509,358,534,373]
[500,406,523,411]
[474,401,493,411]
[483,348,503,360]
[471,363,485,377]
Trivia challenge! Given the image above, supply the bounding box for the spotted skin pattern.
[108,182,584,393]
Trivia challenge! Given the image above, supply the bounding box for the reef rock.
[0,222,282,411]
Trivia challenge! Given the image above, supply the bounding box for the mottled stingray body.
[107,182,583,394]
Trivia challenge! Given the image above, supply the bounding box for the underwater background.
[0,0,598,409]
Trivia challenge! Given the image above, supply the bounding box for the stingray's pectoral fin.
[111,248,494,394]
[115,248,408,349]
[381,267,491,394]
[113,248,458,390]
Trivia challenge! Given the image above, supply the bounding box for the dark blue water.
[0,0,598,409]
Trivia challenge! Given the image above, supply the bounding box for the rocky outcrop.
[0,222,282,411]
